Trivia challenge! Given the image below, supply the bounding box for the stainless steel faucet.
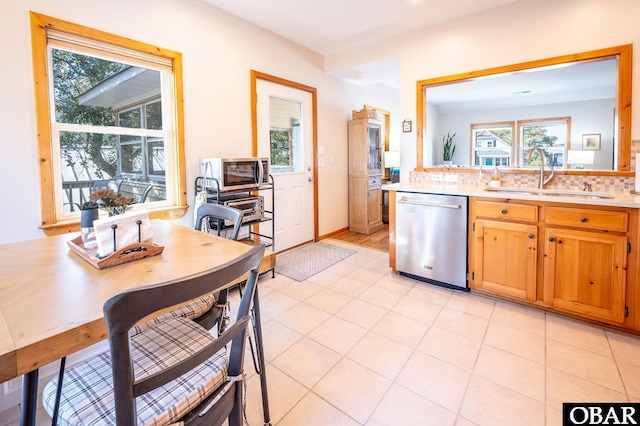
[525,147,554,189]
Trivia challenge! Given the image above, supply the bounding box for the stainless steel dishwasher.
[395,192,468,290]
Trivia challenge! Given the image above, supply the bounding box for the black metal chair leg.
[20,369,38,426]
[51,357,66,425]
[252,285,271,426]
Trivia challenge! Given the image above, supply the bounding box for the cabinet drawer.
[368,176,381,189]
[545,207,628,232]
[475,201,538,222]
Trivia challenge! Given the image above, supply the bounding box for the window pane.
[120,141,143,174]
[118,107,141,128]
[59,131,118,212]
[146,101,163,130]
[471,124,512,166]
[51,47,167,213]
[269,97,301,172]
[521,120,568,168]
[147,138,165,176]
[52,49,122,126]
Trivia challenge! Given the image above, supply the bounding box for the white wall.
[326,0,640,181]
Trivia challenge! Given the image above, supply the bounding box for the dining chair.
[42,244,265,426]
[48,203,245,425]
[131,203,244,334]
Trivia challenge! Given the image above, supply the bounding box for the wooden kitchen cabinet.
[348,119,383,234]
[471,201,538,301]
[469,197,636,328]
[543,208,629,324]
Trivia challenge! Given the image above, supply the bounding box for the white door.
[256,79,315,252]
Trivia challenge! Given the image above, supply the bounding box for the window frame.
[30,12,187,235]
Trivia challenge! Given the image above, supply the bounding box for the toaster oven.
[223,196,264,225]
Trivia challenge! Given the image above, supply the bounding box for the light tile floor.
[4,238,640,425]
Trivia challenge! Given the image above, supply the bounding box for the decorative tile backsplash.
[409,139,639,193]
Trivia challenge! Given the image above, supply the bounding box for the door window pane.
[269,97,301,172]
[270,129,292,167]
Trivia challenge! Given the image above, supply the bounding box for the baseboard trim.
[319,227,349,240]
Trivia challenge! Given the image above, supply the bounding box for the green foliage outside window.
[522,127,558,166]
[270,129,292,167]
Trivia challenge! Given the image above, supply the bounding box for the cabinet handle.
[528,234,535,239]
[549,237,555,242]
[501,209,507,215]
[580,217,588,223]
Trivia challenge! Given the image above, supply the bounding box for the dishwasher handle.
[398,196,462,209]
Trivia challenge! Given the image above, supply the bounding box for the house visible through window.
[471,122,514,166]
[31,12,187,232]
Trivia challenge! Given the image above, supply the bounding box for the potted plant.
[442,132,456,165]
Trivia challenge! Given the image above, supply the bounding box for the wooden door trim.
[250,70,319,242]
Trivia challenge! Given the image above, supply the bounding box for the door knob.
[308,176,314,182]
[549,237,555,242]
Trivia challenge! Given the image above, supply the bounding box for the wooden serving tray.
[67,235,164,269]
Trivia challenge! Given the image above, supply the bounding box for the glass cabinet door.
[367,123,382,172]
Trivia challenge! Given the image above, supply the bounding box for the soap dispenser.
[489,166,502,187]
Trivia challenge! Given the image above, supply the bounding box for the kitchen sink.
[483,186,614,199]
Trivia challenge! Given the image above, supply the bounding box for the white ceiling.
[202,0,522,89]
[203,0,520,56]
[201,0,616,107]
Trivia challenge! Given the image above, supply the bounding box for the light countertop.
[384,182,640,208]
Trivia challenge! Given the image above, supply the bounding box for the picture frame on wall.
[582,134,601,150]
[402,120,412,133]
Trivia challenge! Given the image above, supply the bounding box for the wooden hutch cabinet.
[348,118,384,234]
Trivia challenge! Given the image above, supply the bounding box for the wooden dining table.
[0,220,275,426]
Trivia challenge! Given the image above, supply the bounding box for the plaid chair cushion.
[42,317,228,426]
[131,295,215,335]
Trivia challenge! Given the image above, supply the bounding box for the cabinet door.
[544,228,627,323]
[473,219,537,300]
[367,187,381,226]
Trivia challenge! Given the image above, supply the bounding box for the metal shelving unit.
[194,175,275,251]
